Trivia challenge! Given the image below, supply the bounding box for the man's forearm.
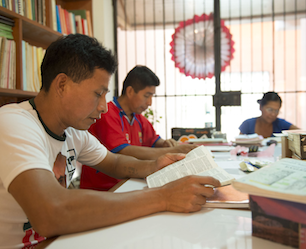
[119,145,176,160]
[9,169,166,238]
[94,151,156,179]
[46,187,166,237]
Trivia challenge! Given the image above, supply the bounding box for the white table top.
[47,145,292,249]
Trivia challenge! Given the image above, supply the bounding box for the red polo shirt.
[80,97,160,191]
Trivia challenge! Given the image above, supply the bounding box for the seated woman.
[239,92,299,138]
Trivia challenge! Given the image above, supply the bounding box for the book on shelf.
[64,9,71,35]
[37,0,43,24]
[5,39,11,88]
[0,39,15,89]
[36,46,44,86]
[22,40,26,90]
[0,22,13,32]
[146,145,235,188]
[0,15,14,27]
[85,10,92,36]
[26,0,32,20]
[0,22,13,40]
[32,46,39,91]
[0,30,13,39]
[82,18,88,35]
[204,184,249,209]
[18,0,24,17]
[69,12,76,34]
[25,42,34,91]
[0,37,7,89]
[8,39,16,89]
[60,6,68,35]
[74,15,82,34]
[50,0,57,31]
[55,5,62,34]
[31,0,35,21]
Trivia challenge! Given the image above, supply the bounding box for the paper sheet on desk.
[205,146,232,152]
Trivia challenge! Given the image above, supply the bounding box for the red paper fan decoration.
[170,13,235,80]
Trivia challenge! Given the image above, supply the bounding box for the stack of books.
[232,158,306,248]
[232,133,264,147]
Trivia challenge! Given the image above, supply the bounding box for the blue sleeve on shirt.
[152,136,161,148]
[273,118,292,133]
[239,118,257,134]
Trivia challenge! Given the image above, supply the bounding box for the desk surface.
[47,145,292,249]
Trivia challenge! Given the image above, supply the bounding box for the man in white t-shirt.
[0,34,220,248]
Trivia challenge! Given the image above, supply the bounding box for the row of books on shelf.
[1,0,46,25]
[0,37,44,92]
[50,0,93,36]
[1,0,92,36]
[22,40,45,92]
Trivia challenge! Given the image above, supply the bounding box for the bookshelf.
[0,0,93,106]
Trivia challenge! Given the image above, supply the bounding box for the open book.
[146,145,235,188]
[232,158,306,204]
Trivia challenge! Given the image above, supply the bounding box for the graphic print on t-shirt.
[66,149,76,181]
[53,152,67,188]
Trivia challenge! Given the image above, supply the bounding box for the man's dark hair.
[121,65,160,95]
[41,34,117,92]
[257,91,282,107]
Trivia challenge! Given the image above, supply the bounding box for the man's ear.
[53,73,69,97]
[126,86,135,99]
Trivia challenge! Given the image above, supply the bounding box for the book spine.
[22,40,26,90]
[64,9,70,35]
[86,10,92,37]
[59,5,66,35]
[55,5,61,34]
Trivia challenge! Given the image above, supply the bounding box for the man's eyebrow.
[102,87,110,92]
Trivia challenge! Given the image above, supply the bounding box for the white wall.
[92,0,116,102]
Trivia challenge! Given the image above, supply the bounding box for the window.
[116,0,306,141]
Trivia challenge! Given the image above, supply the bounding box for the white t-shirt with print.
[0,100,107,249]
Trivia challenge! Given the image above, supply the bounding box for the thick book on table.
[232,158,306,204]
[146,145,235,188]
[204,184,249,208]
[249,195,306,248]
[232,158,306,247]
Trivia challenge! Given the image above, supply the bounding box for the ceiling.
[117,0,306,29]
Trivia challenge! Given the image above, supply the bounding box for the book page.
[146,146,235,188]
[233,158,306,197]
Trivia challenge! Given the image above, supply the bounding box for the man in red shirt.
[80,65,197,191]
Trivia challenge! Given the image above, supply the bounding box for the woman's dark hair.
[257,92,282,107]
[121,65,160,95]
[41,34,117,92]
